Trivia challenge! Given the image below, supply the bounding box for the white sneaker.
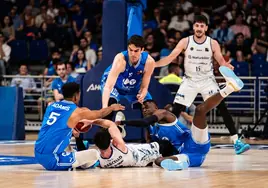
[219,66,244,91]
[115,111,126,138]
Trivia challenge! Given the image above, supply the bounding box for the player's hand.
[72,129,80,138]
[79,119,96,129]
[111,104,125,111]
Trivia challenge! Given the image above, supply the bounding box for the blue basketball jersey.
[101,51,149,95]
[35,100,77,154]
[149,119,190,153]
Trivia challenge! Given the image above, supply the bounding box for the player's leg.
[157,67,245,170]
[172,78,198,117]
[72,149,99,169]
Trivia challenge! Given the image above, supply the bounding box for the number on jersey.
[196,66,201,72]
[46,112,60,125]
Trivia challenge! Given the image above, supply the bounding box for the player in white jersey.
[81,119,175,168]
[156,15,250,154]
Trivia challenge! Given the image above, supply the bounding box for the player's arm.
[212,39,234,70]
[116,109,175,127]
[102,53,125,108]
[53,89,63,102]
[137,55,155,103]
[155,37,187,68]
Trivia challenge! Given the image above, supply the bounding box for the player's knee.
[195,104,206,116]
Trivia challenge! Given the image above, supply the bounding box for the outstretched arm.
[212,39,234,70]
[155,37,188,68]
[137,55,155,103]
[102,53,125,108]
[116,109,176,127]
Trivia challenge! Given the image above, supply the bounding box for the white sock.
[174,154,189,165]
[219,83,235,98]
[231,134,239,144]
[72,149,99,168]
[191,123,209,143]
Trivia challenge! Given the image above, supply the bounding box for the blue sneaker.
[219,66,244,91]
[234,139,250,155]
[160,159,189,171]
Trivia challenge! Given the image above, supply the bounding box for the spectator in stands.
[247,6,258,25]
[73,49,91,71]
[159,63,182,84]
[211,17,234,46]
[52,62,76,102]
[186,6,210,24]
[178,0,193,13]
[84,31,98,52]
[251,21,268,55]
[47,0,59,19]
[153,19,169,50]
[66,62,79,79]
[79,37,97,66]
[226,33,252,61]
[97,46,102,64]
[145,33,160,60]
[230,12,251,39]
[22,5,36,34]
[72,4,88,41]
[225,1,244,22]
[168,11,190,33]
[2,16,15,43]
[9,6,24,33]
[43,48,62,76]
[0,32,11,77]
[11,64,36,99]
[35,4,47,28]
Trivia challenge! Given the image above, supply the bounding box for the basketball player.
[86,119,175,168]
[155,15,250,154]
[34,82,124,171]
[101,35,155,120]
[116,66,247,170]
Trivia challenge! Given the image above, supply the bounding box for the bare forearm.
[92,119,116,129]
[156,56,173,67]
[102,87,112,108]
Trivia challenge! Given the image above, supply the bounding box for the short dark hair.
[127,35,145,48]
[143,99,158,107]
[62,82,80,98]
[94,129,111,150]
[194,15,208,25]
[55,62,66,70]
[168,63,179,73]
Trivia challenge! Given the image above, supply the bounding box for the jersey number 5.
[47,112,60,125]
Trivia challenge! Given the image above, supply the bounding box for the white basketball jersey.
[184,35,214,81]
[99,142,161,168]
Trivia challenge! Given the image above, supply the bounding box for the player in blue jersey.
[116,66,246,170]
[101,35,155,120]
[35,82,124,171]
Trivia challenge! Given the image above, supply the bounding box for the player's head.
[193,15,208,38]
[62,82,80,104]
[168,63,180,76]
[142,100,158,117]
[94,129,111,151]
[56,62,67,78]
[127,35,145,65]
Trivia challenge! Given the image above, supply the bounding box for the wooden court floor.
[0,136,268,188]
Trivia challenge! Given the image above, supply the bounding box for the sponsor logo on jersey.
[205,48,209,52]
[190,47,194,51]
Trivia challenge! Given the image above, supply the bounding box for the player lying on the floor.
[83,119,175,168]
[115,66,247,170]
[34,82,125,171]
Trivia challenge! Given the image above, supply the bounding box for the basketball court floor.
[1,136,268,188]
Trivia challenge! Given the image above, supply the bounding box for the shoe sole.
[160,159,188,171]
[219,66,244,91]
[115,112,127,138]
[236,144,251,155]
